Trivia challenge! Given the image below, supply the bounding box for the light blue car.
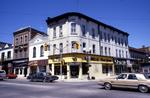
[0,70,6,80]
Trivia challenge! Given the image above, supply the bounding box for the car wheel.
[138,85,149,93]
[104,83,112,90]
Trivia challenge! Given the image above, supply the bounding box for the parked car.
[98,73,150,93]
[7,73,17,79]
[27,72,59,82]
[0,70,6,80]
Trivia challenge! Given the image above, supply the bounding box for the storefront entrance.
[70,66,79,78]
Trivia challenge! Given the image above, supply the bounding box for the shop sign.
[70,62,80,66]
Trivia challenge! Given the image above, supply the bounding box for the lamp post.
[83,48,91,80]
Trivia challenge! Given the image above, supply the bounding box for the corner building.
[46,12,130,79]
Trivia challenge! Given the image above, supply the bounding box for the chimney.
[142,45,145,48]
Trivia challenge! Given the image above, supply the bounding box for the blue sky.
[0,0,150,48]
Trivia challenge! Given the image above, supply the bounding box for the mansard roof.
[0,41,12,50]
[13,27,47,36]
[46,12,129,36]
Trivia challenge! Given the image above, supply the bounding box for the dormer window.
[53,27,56,38]
[92,28,95,39]
[82,25,86,36]
[59,25,63,37]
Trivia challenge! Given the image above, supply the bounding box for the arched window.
[33,47,36,58]
[40,45,44,57]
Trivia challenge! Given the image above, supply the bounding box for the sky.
[0,0,150,48]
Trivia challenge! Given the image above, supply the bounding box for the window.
[40,45,44,57]
[122,50,124,58]
[15,50,18,59]
[118,38,120,45]
[93,44,96,54]
[53,27,56,38]
[111,35,114,41]
[83,42,86,53]
[25,35,28,42]
[92,28,95,39]
[71,41,77,49]
[59,26,63,37]
[83,42,86,48]
[71,23,76,35]
[108,34,110,42]
[53,44,56,54]
[115,37,117,44]
[116,49,118,57]
[54,66,60,75]
[21,36,23,43]
[82,25,86,36]
[100,32,103,40]
[102,65,112,74]
[128,74,137,80]
[47,45,50,51]
[119,50,121,57]
[105,47,107,56]
[126,51,128,58]
[7,51,11,59]
[117,74,127,79]
[121,39,123,45]
[100,46,103,55]
[125,40,128,46]
[108,48,111,56]
[24,48,27,58]
[104,33,106,41]
[15,38,18,45]
[33,47,36,58]
[59,43,63,53]
[1,52,5,61]
[20,50,22,58]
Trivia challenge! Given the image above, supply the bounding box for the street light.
[83,47,91,80]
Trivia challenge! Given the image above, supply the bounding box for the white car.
[98,73,150,93]
[0,70,6,80]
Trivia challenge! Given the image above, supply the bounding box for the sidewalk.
[15,77,97,82]
[56,79,97,82]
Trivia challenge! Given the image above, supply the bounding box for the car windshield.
[144,73,150,79]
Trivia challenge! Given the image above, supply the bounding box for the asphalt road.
[0,79,150,98]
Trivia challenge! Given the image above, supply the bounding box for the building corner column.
[78,63,83,79]
[14,68,16,74]
[37,66,40,73]
[51,64,54,75]
[46,65,50,73]
[27,67,30,76]
[112,64,115,75]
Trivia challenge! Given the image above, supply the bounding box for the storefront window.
[102,65,112,75]
[54,66,67,75]
[54,66,60,75]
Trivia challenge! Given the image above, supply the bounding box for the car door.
[124,74,139,89]
[110,73,128,88]
[38,73,44,81]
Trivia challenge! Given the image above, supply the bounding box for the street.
[0,79,150,98]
